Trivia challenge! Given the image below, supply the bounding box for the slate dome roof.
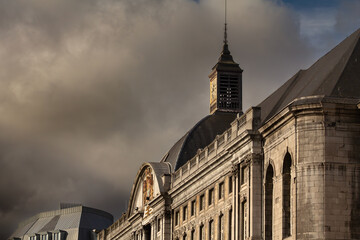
[161,111,238,172]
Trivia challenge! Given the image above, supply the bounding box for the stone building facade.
[98,28,360,240]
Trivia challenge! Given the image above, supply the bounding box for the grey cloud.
[335,0,360,35]
[0,0,357,238]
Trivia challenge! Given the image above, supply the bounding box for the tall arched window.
[200,224,205,240]
[265,164,274,240]
[283,153,292,238]
[209,219,214,240]
[218,213,224,240]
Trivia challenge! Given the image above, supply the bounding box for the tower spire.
[224,0,228,44]
[209,0,243,114]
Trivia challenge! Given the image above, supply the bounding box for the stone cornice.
[259,95,360,138]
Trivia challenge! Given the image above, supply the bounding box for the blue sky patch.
[282,0,340,10]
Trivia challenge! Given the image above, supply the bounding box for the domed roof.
[161,112,238,172]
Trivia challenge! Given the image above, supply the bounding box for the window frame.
[218,182,224,200]
[228,176,233,194]
[208,188,214,206]
[183,205,188,221]
[200,194,205,211]
[157,217,161,232]
[191,200,196,216]
[175,210,180,226]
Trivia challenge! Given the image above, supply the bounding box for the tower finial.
[224,0,228,44]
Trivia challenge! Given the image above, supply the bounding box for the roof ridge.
[258,27,360,123]
[307,28,360,69]
[329,28,360,97]
[265,70,304,121]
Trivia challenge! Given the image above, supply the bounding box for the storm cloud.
[0,0,359,238]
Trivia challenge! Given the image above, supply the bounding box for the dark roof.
[212,43,243,72]
[161,112,238,171]
[258,28,360,122]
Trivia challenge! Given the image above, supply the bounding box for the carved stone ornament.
[240,193,247,202]
[143,168,154,205]
[231,164,239,174]
[144,205,153,218]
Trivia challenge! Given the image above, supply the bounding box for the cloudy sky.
[1,0,359,237]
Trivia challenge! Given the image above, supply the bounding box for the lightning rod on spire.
[224,0,228,44]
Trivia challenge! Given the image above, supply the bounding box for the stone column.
[249,156,262,240]
[234,164,240,240]
[231,173,235,240]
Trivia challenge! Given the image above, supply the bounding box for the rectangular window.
[200,194,205,211]
[218,182,224,200]
[228,209,232,240]
[228,176,233,193]
[208,188,214,206]
[183,205,188,221]
[241,166,247,185]
[158,218,161,232]
[191,229,195,240]
[175,211,180,226]
[191,200,196,216]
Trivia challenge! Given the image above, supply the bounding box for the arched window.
[283,153,292,238]
[218,213,224,240]
[265,164,274,240]
[200,224,205,240]
[228,209,232,240]
[209,219,214,240]
[191,229,195,240]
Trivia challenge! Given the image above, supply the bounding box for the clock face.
[210,77,217,104]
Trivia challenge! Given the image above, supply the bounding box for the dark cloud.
[0,0,358,238]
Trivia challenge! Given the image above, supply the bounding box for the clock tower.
[209,19,243,114]
[209,40,243,114]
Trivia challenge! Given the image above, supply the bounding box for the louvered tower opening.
[218,73,240,110]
